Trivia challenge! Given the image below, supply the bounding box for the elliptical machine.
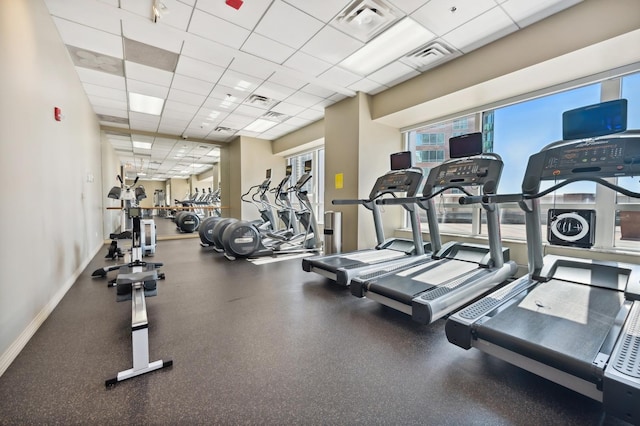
[222,160,320,260]
[205,169,279,252]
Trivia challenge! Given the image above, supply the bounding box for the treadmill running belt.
[476,279,624,382]
[343,249,407,263]
[368,260,478,305]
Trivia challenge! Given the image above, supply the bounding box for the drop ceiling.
[44,0,582,180]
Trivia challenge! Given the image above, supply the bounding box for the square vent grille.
[245,94,279,109]
[401,41,459,71]
[214,126,235,133]
[262,111,290,123]
[331,0,404,43]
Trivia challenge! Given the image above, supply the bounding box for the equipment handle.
[379,197,418,205]
[458,195,484,205]
[332,199,366,205]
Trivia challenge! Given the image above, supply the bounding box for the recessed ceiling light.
[132,141,152,149]
[244,119,278,132]
[340,17,435,76]
[129,92,165,115]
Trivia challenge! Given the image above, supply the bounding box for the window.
[615,72,640,249]
[404,72,640,252]
[406,114,479,234]
[490,83,601,240]
[287,148,325,224]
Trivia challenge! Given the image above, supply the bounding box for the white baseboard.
[0,242,104,377]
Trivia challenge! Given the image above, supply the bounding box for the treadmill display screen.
[304,160,312,173]
[286,165,292,176]
[562,99,627,140]
[390,151,412,170]
[449,133,483,158]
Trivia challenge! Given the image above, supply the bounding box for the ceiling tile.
[318,66,362,87]
[411,0,497,37]
[234,105,268,118]
[67,46,123,76]
[127,78,170,98]
[123,38,179,72]
[218,70,263,94]
[282,0,348,23]
[284,115,314,127]
[171,74,215,96]
[121,18,183,53]
[501,0,582,28]
[267,72,308,90]
[300,26,363,64]
[176,56,225,82]
[52,17,123,58]
[390,0,432,14]
[442,7,518,53]
[228,56,275,80]
[195,0,273,30]
[168,88,206,106]
[368,61,420,86]
[283,51,333,77]
[285,91,324,108]
[77,67,126,90]
[181,38,235,68]
[189,10,251,50]
[296,108,324,121]
[165,99,200,115]
[254,1,324,49]
[300,84,335,98]
[87,95,127,110]
[253,81,297,101]
[270,102,306,116]
[45,0,121,35]
[125,61,174,86]
[240,33,296,64]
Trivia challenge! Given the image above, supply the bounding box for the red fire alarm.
[226,0,243,10]
[54,107,62,121]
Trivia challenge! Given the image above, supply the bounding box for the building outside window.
[286,148,324,225]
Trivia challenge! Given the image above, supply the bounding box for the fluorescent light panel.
[129,92,165,115]
[244,118,278,132]
[132,141,152,149]
[340,18,435,76]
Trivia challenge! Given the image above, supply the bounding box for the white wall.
[0,0,105,375]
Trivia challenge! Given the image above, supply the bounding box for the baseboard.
[0,241,104,377]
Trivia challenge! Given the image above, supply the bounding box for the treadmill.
[350,136,518,324]
[302,151,429,286]
[445,101,640,423]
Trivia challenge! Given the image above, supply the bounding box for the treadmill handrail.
[459,176,640,205]
[382,185,474,206]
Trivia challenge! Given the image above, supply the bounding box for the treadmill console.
[369,170,423,199]
[423,156,503,196]
[522,136,640,194]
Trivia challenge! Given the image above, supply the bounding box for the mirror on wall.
[104,131,223,241]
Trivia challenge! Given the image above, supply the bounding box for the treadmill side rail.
[445,276,537,349]
[603,301,640,424]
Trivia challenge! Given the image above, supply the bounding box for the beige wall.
[0,0,105,375]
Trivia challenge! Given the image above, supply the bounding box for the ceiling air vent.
[246,94,279,109]
[214,126,235,133]
[262,111,289,123]
[401,41,460,71]
[331,0,403,42]
[98,114,129,125]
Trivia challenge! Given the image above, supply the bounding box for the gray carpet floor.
[0,236,628,425]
